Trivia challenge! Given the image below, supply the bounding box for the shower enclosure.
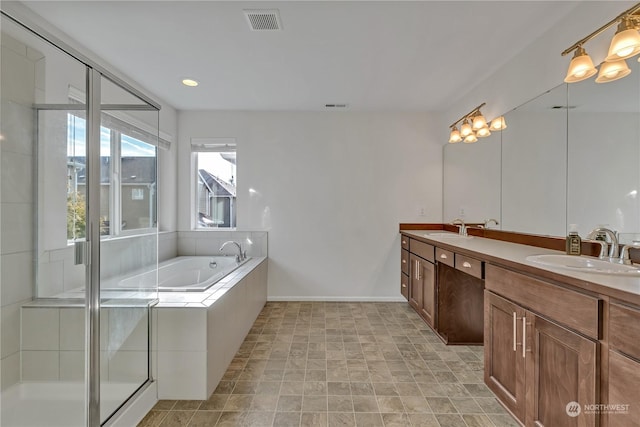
[1,11,159,426]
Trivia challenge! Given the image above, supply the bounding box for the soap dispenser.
[566,224,582,256]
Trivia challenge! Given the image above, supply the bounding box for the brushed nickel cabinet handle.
[440,253,448,259]
[416,261,421,280]
[402,240,407,245]
[462,261,472,268]
[513,312,517,352]
[402,283,407,288]
[402,259,406,264]
[522,317,527,359]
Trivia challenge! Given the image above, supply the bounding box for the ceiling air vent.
[325,104,349,109]
[244,9,282,31]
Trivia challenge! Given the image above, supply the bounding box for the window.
[191,138,237,229]
[66,113,158,241]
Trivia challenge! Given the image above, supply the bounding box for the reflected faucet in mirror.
[450,218,467,236]
[586,227,619,259]
[479,218,499,229]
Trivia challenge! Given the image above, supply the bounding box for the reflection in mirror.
[567,59,640,239]
[443,131,501,226]
[501,83,568,236]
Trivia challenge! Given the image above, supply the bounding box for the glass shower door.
[98,76,158,424]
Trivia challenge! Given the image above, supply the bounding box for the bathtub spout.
[219,241,245,262]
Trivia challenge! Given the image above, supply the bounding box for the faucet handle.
[583,238,608,259]
[620,242,640,265]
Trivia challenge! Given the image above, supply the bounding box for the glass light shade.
[449,128,462,143]
[182,78,199,87]
[476,126,491,138]
[564,48,597,83]
[460,120,472,137]
[472,114,487,130]
[605,20,640,61]
[490,116,507,131]
[463,133,478,143]
[595,59,631,83]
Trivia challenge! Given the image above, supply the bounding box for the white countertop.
[402,230,640,301]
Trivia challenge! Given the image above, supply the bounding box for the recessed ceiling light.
[182,78,199,87]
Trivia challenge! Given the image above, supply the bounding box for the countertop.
[401,230,640,304]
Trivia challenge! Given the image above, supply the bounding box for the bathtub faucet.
[219,241,246,262]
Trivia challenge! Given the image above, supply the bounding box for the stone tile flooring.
[138,302,518,427]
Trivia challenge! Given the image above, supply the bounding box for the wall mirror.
[567,59,640,241]
[442,131,501,226]
[500,83,568,237]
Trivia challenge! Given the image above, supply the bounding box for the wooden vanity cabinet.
[606,301,640,427]
[407,239,436,328]
[401,239,409,300]
[485,264,599,427]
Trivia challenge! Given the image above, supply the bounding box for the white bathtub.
[157,256,250,292]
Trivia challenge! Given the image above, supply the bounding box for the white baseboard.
[267,296,407,302]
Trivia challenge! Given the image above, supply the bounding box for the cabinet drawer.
[400,273,409,300]
[401,235,409,250]
[435,247,454,267]
[455,254,483,279]
[401,249,409,275]
[485,264,601,339]
[410,239,434,262]
[610,302,640,360]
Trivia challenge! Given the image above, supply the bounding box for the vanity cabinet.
[408,240,436,328]
[607,302,640,427]
[485,264,599,427]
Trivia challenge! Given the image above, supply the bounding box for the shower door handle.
[74,241,90,266]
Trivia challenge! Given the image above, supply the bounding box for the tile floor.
[138,302,518,427]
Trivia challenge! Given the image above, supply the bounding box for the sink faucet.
[450,218,467,236]
[619,242,640,265]
[219,241,245,262]
[586,227,619,259]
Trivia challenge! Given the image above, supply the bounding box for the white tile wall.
[177,230,268,258]
[22,350,59,381]
[108,350,147,382]
[158,232,178,262]
[157,308,206,352]
[0,301,21,359]
[0,352,20,391]
[157,350,207,400]
[21,308,59,351]
[1,251,34,305]
[1,203,34,255]
[1,151,33,205]
[59,350,84,381]
[59,308,84,351]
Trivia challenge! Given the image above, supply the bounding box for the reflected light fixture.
[449,127,462,143]
[460,119,473,138]
[562,3,640,84]
[464,134,478,144]
[490,116,507,131]
[595,59,631,83]
[447,102,506,144]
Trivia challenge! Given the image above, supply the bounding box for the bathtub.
[157,256,251,292]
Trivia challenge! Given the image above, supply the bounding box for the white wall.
[178,111,442,300]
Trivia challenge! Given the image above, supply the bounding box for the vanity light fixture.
[562,2,640,84]
[447,102,506,144]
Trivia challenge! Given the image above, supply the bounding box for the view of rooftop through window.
[196,151,237,228]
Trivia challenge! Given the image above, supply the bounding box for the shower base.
[1,381,143,426]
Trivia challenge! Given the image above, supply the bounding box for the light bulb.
[460,120,472,137]
[596,59,631,83]
[464,133,478,143]
[564,46,597,83]
[449,127,462,143]
[490,116,507,131]
[605,18,640,62]
[476,127,491,138]
[472,113,487,130]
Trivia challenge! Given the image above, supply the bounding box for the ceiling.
[21,1,578,112]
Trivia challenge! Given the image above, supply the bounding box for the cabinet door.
[607,350,640,427]
[419,260,435,327]
[400,273,409,301]
[525,314,598,427]
[484,291,526,421]
[409,254,423,312]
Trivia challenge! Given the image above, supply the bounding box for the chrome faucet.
[619,242,640,265]
[451,218,467,236]
[586,227,619,259]
[219,241,245,263]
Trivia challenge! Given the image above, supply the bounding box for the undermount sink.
[526,254,640,275]
[424,232,473,240]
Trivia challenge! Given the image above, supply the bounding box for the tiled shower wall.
[0,33,41,391]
